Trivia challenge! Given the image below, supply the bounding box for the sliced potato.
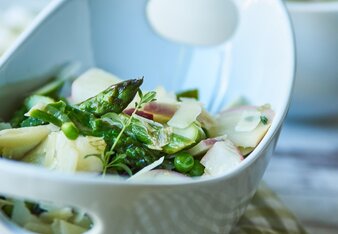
[71,68,121,104]
[11,200,40,227]
[52,132,79,172]
[0,125,51,160]
[74,136,105,172]
[51,219,86,234]
[23,132,58,168]
[24,131,77,172]
[23,132,104,173]
[209,105,274,148]
[24,222,52,234]
[201,141,243,176]
[40,207,73,223]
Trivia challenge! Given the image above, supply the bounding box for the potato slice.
[53,132,79,172]
[23,132,104,173]
[0,125,51,160]
[74,136,105,173]
[71,68,121,104]
[201,141,243,176]
[209,105,274,148]
[24,222,52,234]
[11,200,40,227]
[51,219,86,234]
[23,132,58,168]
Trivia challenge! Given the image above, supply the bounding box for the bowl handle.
[0,160,136,234]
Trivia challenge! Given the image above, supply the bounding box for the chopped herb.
[260,116,268,125]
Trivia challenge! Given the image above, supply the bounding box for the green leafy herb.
[99,90,156,175]
[260,116,268,125]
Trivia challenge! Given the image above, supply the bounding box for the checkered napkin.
[231,184,307,234]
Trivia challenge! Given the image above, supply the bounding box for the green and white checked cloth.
[232,184,307,234]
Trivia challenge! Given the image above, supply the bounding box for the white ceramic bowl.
[0,0,295,233]
[286,0,338,119]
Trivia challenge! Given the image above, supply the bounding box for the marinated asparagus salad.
[0,68,273,233]
[0,68,274,178]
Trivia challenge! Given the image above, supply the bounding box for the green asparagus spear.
[78,78,143,116]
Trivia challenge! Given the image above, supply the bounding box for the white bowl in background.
[287,1,338,119]
[0,0,295,233]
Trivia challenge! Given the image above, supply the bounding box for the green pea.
[174,152,194,173]
[61,122,79,140]
[189,160,205,177]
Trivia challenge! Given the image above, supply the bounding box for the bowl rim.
[0,0,296,187]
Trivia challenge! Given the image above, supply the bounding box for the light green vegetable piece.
[162,122,205,154]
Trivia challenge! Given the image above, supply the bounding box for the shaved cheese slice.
[235,110,261,132]
[129,169,191,182]
[168,101,202,128]
[129,157,164,179]
[71,68,121,103]
[201,141,243,176]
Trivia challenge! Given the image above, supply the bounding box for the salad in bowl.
[0,68,273,179]
[0,68,273,233]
